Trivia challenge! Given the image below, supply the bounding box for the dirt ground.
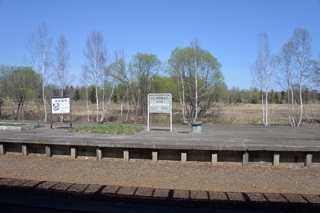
[1,154,320,212]
[1,154,319,195]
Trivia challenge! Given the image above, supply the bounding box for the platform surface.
[0,124,320,152]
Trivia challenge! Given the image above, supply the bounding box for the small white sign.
[148,94,172,113]
[51,97,70,114]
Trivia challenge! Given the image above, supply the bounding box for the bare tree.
[111,50,136,123]
[53,36,72,122]
[25,22,53,122]
[290,28,313,126]
[313,52,320,88]
[53,35,72,96]
[277,41,297,126]
[81,67,90,122]
[250,32,276,126]
[190,39,200,122]
[99,50,125,123]
[82,31,107,122]
[168,47,188,124]
[188,40,223,122]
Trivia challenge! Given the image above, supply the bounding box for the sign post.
[50,96,72,129]
[147,93,172,131]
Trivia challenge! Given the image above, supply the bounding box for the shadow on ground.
[0,178,319,213]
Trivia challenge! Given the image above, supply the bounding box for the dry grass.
[215,103,320,126]
[1,100,320,126]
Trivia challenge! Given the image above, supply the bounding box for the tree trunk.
[297,82,303,127]
[95,85,99,122]
[43,85,47,122]
[99,75,117,124]
[86,86,89,122]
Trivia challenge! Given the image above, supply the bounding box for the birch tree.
[81,67,90,122]
[53,35,71,96]
[277,41,297,126]
[189,41,223,122]
[25,22,53,122]
[168,47,188,124]
[99,50,124,123]
[290,28,313,127]
[190,40,200,122]
[82,31,107,122]
[168,41,223,123]
[250,32,276,126]
[111,50,135,123]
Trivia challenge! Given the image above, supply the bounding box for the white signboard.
[147,93,172,131]
[51,97,70,114]
[148,94,171,113]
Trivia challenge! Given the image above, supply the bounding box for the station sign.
[147,93,172,131]
[148,93,171,113]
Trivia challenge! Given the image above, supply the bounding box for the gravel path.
[1,154,319,195]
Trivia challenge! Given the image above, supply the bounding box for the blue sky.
[0,0,319,90]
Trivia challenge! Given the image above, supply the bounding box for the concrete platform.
[0,124,320,166]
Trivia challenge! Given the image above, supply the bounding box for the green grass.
[73,125,143,135]
[0,123,27,127]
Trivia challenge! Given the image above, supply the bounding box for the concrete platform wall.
[77,146,96,157]
[158,149,181,161]
[187,150,211,162]
[249,151,273,163]
[4,143,22,154]
[29,144,46,155]
[0,142,319,167]
[313,152,320,163]
[102,147,123,159]
[52,145,71,156]
[130,148,152,160]
[218,151,243,163]
[280,151,306,163]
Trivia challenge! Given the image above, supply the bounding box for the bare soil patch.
[1,155,319,195]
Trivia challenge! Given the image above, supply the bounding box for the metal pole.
[170,109,172,132]
[147,95,150,131]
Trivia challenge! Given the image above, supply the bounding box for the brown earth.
[0,154,320,212]
[1,154,320,195]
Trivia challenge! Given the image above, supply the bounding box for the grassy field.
[1,100,320,126]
